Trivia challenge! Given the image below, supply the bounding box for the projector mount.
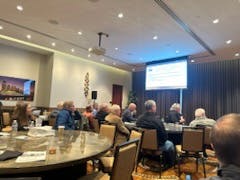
[98,32,109,47]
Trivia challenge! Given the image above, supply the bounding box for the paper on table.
[15,135,28,140]
[0,132,10,136]
[16,151,46,163]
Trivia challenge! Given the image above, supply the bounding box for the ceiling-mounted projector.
[88,32,108,56]
[88,47,106,55]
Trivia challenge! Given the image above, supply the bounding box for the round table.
[0,130,111,178]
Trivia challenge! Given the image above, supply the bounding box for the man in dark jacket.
[136,100,175,167]
[95,103,109,125]
[203,113,240,180]
[122,103,137,122]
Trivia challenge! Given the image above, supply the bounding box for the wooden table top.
[0,130,111,175]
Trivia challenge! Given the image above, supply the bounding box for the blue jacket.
[55,109,75,130]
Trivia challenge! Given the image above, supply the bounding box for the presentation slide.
[145,60,187,90]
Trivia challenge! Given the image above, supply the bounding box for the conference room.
[1,0,240,180]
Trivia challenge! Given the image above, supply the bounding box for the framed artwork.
[0,76,35,101]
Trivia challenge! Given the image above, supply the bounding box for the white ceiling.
[0,0,240,71]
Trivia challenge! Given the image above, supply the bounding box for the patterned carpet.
[87,150,218,180]
[132,157,218,180]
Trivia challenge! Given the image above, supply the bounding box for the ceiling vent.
[88,32,108,56]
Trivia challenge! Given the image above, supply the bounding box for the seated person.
[203,114,240,179]
[137,100,175,167]
[50,101,64,118]
[72,106,82,130]
[95,103,109,125]
[105,104,130,146]
[92,102,98,117]
[166,103,185,124]
[122,103,137,122]
[82,105,94,130]
[54,101,75,130]
[11,101,34,130]
[0,101,3,128]
[189,108,216,127]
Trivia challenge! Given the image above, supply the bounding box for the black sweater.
[136,112,168,146]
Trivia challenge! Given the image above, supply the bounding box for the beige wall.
[50,53,132,108]
[0,44,45,106]
[0,43,132,108]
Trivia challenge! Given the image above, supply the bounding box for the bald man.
[122,103,137,122]
[189,108,216,127]
[204,113,240,179]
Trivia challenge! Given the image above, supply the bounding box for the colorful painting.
[0,76,35,101]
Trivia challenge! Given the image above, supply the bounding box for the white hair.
[170,103,180,111]
[195,108,206,118]
[144,100,156,111]
[110,104,121,115]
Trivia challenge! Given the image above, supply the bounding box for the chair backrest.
[92,118,100,133]
[2,112,11,126]
[129,130,142,140]
[141,129,158,151]
[204,126,212,145]
[182,127,204,152]
[49,116,57,126]
[99,124,116,148]
[111,139,139,180]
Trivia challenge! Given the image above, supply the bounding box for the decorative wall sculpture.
[84,72,89,98]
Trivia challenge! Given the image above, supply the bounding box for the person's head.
[194,108,206,119]
[128,103,136,112]
[63,101,75,112]
[85,105,92,112]
[99,103,109,113]
[57,101,64,110]
[93,103,98,110]
[12,101,30,126]
[26,103,32,115]
[170,103,180,112]
[144,100,156,113]
[110,104,121,116]
[211,113,240,166]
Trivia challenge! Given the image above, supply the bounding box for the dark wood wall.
[133,59,240,124]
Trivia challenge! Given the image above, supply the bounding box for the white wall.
[50,53,132,108]
[0,43,132,108]
[0,44,46,106]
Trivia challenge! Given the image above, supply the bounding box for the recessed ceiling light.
[88,54,91,58]
[115,47,118,50]
[153,36,158,40]
[101,58,105,62]
[51,42,56,47]
[0,25,3,30]
[118,13,124,18]
[176,50,180,53]
[16,5,23,11]
[26,34,31,39]
[191,59,195,63]
[78,31,82,35]
[235,53,240,57]
[213,19,219,24]
[71,48,75,52]
[226,40,232,44]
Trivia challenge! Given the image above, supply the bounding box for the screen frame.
[145,56,188,91]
